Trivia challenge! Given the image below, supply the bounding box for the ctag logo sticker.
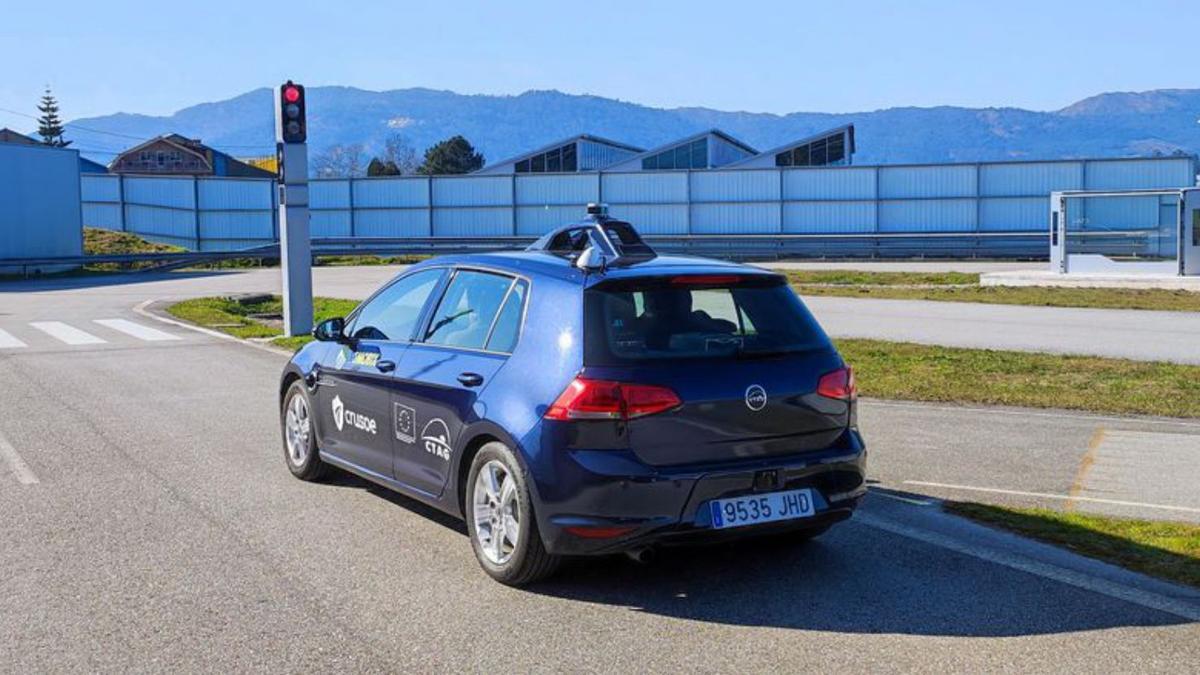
[420,419,452,461]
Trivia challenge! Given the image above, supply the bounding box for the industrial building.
[474,125,857,175]
[604,129,758,171]
[729,124,854,169]
[473,134,644,175]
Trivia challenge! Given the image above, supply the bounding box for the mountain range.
[63,87,1200,167]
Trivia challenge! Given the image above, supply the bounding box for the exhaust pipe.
[624,547,657,564]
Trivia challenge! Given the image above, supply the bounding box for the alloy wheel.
[473,459,521,565]
[284,393,311,466]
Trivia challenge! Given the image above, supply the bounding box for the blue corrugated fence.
[78,156,1196,255]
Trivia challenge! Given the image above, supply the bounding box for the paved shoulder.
[803,295,1200,364]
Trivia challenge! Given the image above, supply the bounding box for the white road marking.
[855,511,1200,622]
[93,318,181,342]
[871,490,934,506]
[0,429,38,485]
[903,480,1200,515]
[865,399,1200,429]
[29,321,106,345]
[0,328,27,349]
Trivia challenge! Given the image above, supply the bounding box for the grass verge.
[166,295,358,349]
[83,228,186,271]
[165,294,1200,418]
[788,269,1200,312]
[785,270,979,286]
[946,502,1200,589]
[838,338,1200,418]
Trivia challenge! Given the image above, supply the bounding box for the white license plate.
[709,488,815,530]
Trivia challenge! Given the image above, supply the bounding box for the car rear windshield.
[583,274,831,364]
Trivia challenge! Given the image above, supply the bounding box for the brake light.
[670,274,742,285]
[544,377,681,420]
[817,367,857,401]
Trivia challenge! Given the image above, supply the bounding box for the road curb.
[134,299,296,357]
[859,491,1200,622]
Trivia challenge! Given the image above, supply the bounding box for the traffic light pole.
[275,82,312,337]
[277,142,312,336]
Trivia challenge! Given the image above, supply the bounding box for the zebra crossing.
[0,318,187,350]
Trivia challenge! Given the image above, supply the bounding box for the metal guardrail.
[3,230,1164,277]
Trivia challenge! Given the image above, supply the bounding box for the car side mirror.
[313,317,347,343]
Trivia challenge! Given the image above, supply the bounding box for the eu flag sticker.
[710,502,723,528]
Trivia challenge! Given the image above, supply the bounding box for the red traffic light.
[279,81,306,143]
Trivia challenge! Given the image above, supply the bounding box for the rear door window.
[425,270,518,351]
[484,279,529,353]
[584,275,829,364]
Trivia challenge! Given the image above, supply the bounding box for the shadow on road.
[321,469,467,535]
[526,520,1190,638]
[324,467,1191,638]
[0,269,233,293]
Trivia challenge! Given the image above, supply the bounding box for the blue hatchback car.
[279,206,867,585]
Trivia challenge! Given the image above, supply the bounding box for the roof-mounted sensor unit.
[528,203,656,270]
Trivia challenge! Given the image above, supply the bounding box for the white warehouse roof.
[473,134,644,175]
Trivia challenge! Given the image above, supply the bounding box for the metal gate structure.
[1050,188,1200,276]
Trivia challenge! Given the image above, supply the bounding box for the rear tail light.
[817,366,857,401]
[544,377,681,421]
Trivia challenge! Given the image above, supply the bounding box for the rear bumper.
[533,431,867,556]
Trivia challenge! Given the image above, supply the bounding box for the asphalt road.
[1,272,1199,671]
[10,263,1197,364]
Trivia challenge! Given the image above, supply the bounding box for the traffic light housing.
[279,81,306,143]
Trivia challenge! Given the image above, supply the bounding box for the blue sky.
[1,0,1197,124]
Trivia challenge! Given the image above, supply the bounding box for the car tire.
[281,380,328,481]
[466,442,560,586]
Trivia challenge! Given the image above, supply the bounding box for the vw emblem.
[745,385,767,411]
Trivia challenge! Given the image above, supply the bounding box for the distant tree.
[311,143,367,178]
[367,157,401,176]
[367,134,421,176]
[418,135,484,175]
[383,133,420,174]
[37,87,70,147]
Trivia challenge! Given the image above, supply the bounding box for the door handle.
[457,372,484,387]
[376,360,396,373]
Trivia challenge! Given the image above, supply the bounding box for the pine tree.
[417,135,484,175]
[37,87,70,147]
